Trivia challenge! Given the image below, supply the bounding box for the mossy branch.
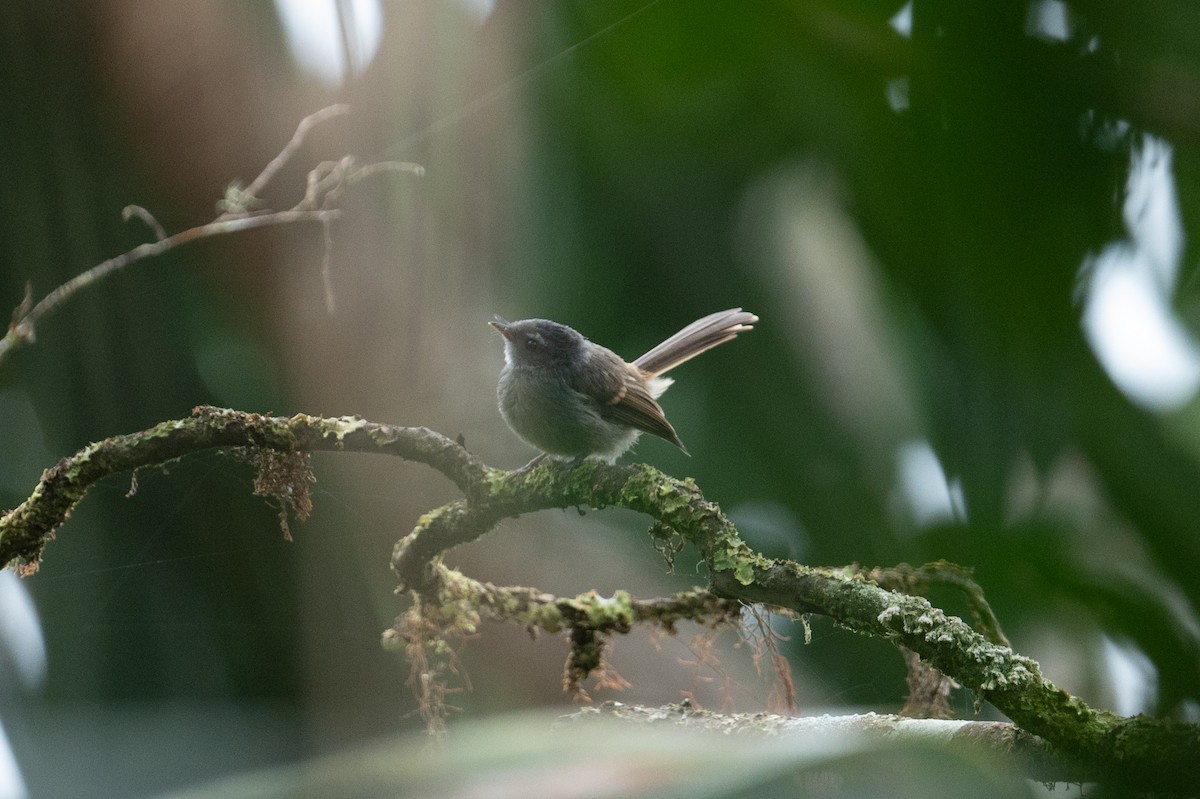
[1,407,1197,791]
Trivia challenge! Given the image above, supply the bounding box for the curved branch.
[1,407,1196,792]
[0,104,423,367]
[0,211,341,365]
[235,104,352,206]
[0,407,484,571]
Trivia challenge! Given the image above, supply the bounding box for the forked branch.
[0,407,1196,791]
[0,105,423,365]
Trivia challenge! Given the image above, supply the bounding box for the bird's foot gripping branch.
[1,407,1197,791]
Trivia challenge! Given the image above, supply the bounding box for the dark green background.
[2,1,1198,795]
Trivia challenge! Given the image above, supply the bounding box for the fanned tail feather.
[633,308,758,376]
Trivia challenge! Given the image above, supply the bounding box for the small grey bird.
[490,308,757,468]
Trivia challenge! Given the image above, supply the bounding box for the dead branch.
[0,105,423,367]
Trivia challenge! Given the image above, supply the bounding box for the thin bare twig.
[299,157,425,211]
[0,104,423,368]
[121,205,167,241]
[0,210,339,364]
[321,217,336,314]
[233,103,352,210]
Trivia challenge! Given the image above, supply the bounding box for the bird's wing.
[576,346,685,450]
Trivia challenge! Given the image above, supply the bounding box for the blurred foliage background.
[2,0,1199,795]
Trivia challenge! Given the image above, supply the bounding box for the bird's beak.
[489,316,514,340]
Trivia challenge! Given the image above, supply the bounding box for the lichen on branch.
[0,406,1196,791]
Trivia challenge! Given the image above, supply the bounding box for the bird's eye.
[524,337,540,351]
